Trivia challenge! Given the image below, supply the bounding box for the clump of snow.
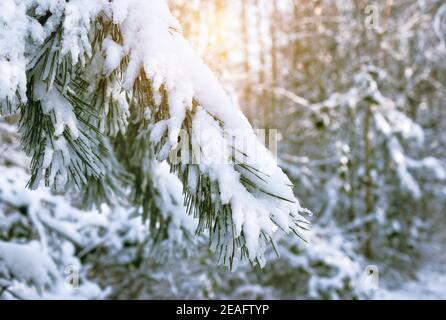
[0,161,108,298]
[0,241,59,288]
[61,0,106,65]
[152,161,197,244]
[0,0,28,114]
[35,86,79,139]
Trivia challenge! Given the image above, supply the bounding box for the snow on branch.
[0,0,310,266]
[110,0,309,265]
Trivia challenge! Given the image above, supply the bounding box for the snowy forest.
[0,0,445,300]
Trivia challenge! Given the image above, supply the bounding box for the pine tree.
[0,0,309,267]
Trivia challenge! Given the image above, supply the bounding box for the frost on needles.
[0,0,310,267]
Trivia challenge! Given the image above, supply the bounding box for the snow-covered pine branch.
[0,0,309,266]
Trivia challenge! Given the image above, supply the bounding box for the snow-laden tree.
[0,118,198,298]
[0,0,309,268]
[275,64,445,265]
[2,119,364,300]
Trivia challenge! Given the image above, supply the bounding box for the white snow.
[37,86,80,139]
[0,0,28,114]
[108,0,308,262]
[0,240,59,288]
[152,161,197,244]
[375,239,446,300]
[61,0,106,65]
[0,0,309,267]
[102,37,124,76]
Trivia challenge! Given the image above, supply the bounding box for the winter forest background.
[0,0,446,299]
